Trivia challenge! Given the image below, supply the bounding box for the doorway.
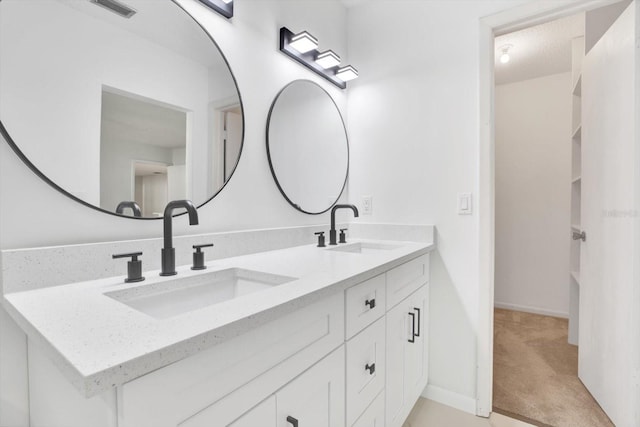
[477,1,639,425]
[491,14,602,424]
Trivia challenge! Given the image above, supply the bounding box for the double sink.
[106,241,402,320]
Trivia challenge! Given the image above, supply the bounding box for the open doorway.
[100,87,189,216]
[484,1,635,425]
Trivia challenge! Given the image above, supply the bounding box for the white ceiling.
[340,0,370,8]
[495,13,584,85]
[101,90,187,149]
[61,0,225,69]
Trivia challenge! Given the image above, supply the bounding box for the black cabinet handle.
[287,416,299,427]
[365,298,376,309]
[414,307,421,337]
[365,362,376,375]
[408,312,416,343]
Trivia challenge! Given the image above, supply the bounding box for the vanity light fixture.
[289,31,319,53]
[499,44,512,64]
[279,27,358,89]
[335,65,358,82]
[90,0,136,19]
[316,50,341,69]
[197,0,233,19]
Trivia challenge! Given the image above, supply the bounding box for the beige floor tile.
[490,412,536,427]
[404,399,534,427]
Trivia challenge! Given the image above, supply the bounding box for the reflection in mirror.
[267,80,349,214]
[0,0,243,218]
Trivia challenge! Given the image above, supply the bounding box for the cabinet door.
[385,285,429,427]
[405,285,429,401]
[276,346,345,427]
[180,393,276,427]
[230,397,276,427]
[352,392,385,427]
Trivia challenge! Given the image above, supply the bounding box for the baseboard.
[422,384,476,414]
[494,301,568,319]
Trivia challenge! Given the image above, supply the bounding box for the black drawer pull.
[408,312,416,343]
[287,416,298,427]
[414,307,421,337]
[365,298,376,309]
[365,363,376,375]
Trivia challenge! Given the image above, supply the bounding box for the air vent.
[90,0,137,18]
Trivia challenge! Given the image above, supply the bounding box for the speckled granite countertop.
[3,239,434,397]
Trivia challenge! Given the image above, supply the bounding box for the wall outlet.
[362,196,373,215]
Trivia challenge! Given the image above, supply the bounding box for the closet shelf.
[572,74,582,96]
[571,271,580,285]
[572,124,582,140]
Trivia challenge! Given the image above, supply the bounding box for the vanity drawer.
[345,274,386,339]
[346,317,386,426]
[386,254,429,309]
[351,391,385,427]
[118,292,344,427]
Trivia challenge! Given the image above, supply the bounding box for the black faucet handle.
[112,252,144,283]
[192,243,213,270]
[112,251,143,261]
[339,228,348,244]
[314,231,326,248]
[193,243,214,250]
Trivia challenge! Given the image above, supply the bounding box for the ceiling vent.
[89,0,137,18]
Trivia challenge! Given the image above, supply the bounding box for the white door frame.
[476,0,627,416]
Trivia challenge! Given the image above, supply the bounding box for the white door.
[580,2,640,426]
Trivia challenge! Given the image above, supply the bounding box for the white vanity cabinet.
[118,291,345,427]
[181,347,345,427]
[275,348,345,427]
[25,251,431,427]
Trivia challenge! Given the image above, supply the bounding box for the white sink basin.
[328,242,402,254]
[105,268,297,319]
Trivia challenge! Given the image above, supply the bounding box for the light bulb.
[335,65,358,82]
[316,50,341,69]
[289,31,318,54]
[500,52,510,64]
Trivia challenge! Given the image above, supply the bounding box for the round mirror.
[266,80,348,214]
[0,0,243,218]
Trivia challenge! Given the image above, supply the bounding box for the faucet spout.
[115,201,142,217]
[329,204,359,245]
[161,200,199,276]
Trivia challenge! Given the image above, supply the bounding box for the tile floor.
[403,398,535,427]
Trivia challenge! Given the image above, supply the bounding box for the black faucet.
[329,204,359,245]
[116,201,142,217]
[160,200,199,276]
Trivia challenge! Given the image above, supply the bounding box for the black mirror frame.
[0,0,245,220]
[265,79,349,215]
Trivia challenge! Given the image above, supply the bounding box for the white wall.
[0,0,348,250]
[346,0,532,411]
[100,139,174,212]
[0,1,348,425]
[0,0,237,212]
[494,73,572,318]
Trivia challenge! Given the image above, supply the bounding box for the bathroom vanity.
[3,238,433,427]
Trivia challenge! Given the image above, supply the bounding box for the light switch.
[458,193,472,215]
